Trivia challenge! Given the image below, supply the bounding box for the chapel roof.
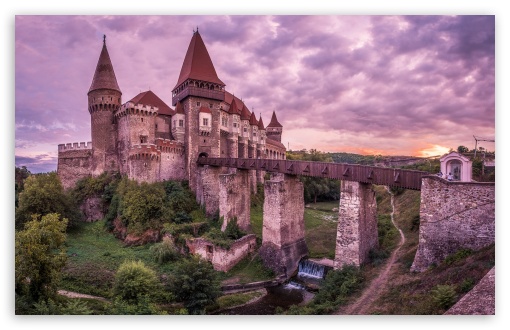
[129,90,174,116]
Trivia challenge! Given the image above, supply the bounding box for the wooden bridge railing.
[197,157,428,190]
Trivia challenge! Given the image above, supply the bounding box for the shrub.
[458,278,475,293]
[443,249,473,265]
[431,284,456,310]
[225,217,246,240]
[170,255,221,315]
[173,211,192,224]
[113,260,160,304]
[150,237,179,264]
[313,265,364,306]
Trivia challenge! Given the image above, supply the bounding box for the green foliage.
[202,227,234,249]
[119,182,167,234]
[113,260,161,304]
[72,172,121,204]
[443,248,473,265]
[150,236,179,264]
[31,298,93,315]
[224,217,246,240]
[15,213,68,302]
[457,145,469,153]
[283,265,364,314]
[458,278,475,293]
[15,172,80,230]
[15,166,31,207]
[250,183,265,207]
[431,284,457,310]
[108,296,167,315]
[170,255,221,315]
[173,211,193,224]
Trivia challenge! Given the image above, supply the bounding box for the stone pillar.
[219,169,251,232]
[259,173,308,278]
[334,181,378,269]
[411,177,495,272]
[249,170,257,194]
[196,165,221,216]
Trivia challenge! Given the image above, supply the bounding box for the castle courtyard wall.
[57,144,92,190]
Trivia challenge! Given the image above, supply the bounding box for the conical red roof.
[173,31,225,90]
[249,112,258,126]
[174,100,185,115]
[267,111,282,128]
[258,114,265,130]
[240,104,251,120]
[229,97,239,115]
[129,90,173,116]
[89,38,121,94]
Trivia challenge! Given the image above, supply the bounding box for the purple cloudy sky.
[15,15,495,173]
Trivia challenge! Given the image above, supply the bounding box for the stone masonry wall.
[261,173,308,277]
[57,148,92,190]
[196,165,221,216]
[219,169,251,232]
[186,234,257,272]
[411,176,495,272]
[334,181,378,269]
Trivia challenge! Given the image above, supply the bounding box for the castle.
[57,31,286,190]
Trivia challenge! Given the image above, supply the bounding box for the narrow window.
[197,101,201,106]
[179,119,184,127]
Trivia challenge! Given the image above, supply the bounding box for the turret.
[172,101,185,142]
[266,111,283,142]
[249,112,259,144]
[228,96,240,135]
[88,35,122,175]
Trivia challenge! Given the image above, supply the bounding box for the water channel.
[215,259,330,315]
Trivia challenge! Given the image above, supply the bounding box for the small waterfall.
[298,259,326,279]
[285,281,305,290]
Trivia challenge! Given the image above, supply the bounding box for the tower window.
[197,101,201,106]
[179,119,184,127]
[203,118,209,126]
[209,103,213,108]
[141,118,144,122]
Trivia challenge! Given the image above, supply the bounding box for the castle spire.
[89,35,121,94]
[258,114,265,130]
[240,103,251,121]
[267,111,282,128]
[229,97,239,115]
[249,111,258,126]
[173,30,225,90]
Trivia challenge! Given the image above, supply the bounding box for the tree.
[15,172,80,230]
[170,255,221,314]
[15,166,31,207]
[113,260,160,304]
[15,213,68,303]
[457,145,469,153]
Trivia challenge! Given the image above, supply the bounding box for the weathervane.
[103,34,106,44]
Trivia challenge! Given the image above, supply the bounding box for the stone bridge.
[195,157,495,279]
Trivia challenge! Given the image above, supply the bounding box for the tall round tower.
[88,35,122,175]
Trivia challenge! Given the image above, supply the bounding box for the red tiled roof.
[174,100,185,115]
[266,138,286,149]
[129,90,174,116]
[258,115,265,130]
[229,97,240,115]
[173,31,225,90]
[240,104,251,120]
[199,106,212,114]
[249,112,258,126]
[224,91,244,115]
[267,111,282,128]
[89,40,121,94]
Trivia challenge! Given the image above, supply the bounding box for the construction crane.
[473,135,495,158]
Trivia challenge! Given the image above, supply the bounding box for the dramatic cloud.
[15,15,495,173]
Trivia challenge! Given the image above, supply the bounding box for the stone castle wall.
[158,139,186,181]
[57,145,92,190]
[186,234,257,272]
[411,176,495,272]
[219,169,251,232]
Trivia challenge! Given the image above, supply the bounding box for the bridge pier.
[259,173,308,278]
[334,181,378,269]
[219,169,251,232]
[196,165,221,216]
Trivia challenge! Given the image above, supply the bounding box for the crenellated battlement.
[128,143,161,160]
[155,138,185,154]
[58,142,92,152]
[114,101,159,119]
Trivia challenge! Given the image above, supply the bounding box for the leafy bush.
[458,278,475,293]
[150,237,179,264]
[431,284,457,310]
[108,296,167,315]
[113,260,160,304]
[314,265,364,305]
[15,172,80,230]
[169,255,221,315]
[224,217,246,240]
[173,211,192,224]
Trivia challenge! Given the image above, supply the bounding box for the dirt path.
[336,187,405,315]
[58,290,109,302]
